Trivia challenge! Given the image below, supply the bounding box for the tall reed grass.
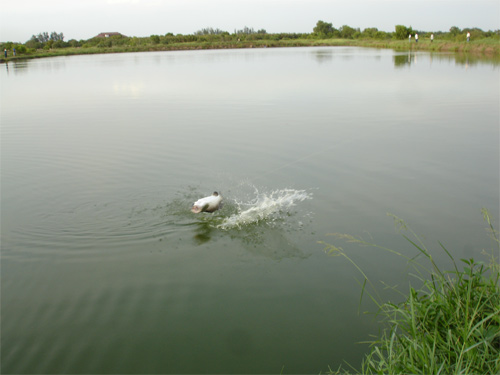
[320,209,500,374]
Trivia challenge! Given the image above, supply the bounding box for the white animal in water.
[191,192,222,213]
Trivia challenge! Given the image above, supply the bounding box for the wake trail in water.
[217,188,312,230]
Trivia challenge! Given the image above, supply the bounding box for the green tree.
[235,26,257,35]
[194,27,228,35]
[67,39,80,47]
[340,25,357,39]
[394,25,413,39]
[150,35,160,44]
[26,37,43,49]
[37,32,50,43]
[50,32,64,41]
[43,40,54,49]
[53,40,66,48]
[313,20,335,38]
[14,44,27,54]
[375,31,390,39]
[362,27,378,38]
[449,26,461,36]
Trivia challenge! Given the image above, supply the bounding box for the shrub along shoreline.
[1,37,499,63]
[321,210,500,374]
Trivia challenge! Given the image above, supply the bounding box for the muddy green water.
[1,47,498,373]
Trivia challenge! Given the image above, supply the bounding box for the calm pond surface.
[1,47,499,374]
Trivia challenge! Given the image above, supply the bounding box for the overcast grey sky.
[1,0,499,42]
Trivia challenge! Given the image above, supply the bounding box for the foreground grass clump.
[321,209,500,375]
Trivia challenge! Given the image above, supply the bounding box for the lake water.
[1,47,499,373]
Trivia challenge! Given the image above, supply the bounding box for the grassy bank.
[321,209,500,374]
[1,37,499,63]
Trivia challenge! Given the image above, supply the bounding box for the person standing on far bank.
[4,49,7,58]
[409,34,412,42]
[430,34,434,42]
[467,32,470,42]
[415,33,419,43]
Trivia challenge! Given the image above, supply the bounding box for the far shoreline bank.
[1,38,499,64]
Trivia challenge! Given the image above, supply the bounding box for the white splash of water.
[218,188,312,230]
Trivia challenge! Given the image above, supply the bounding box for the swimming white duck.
[191,192,222,213]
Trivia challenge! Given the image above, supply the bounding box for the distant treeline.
[1,21,499,56]
[311,21,498,40]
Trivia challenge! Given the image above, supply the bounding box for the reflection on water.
[4,60,30,75]
[393,50,500,68]
[193,221,214,245]
[4,47,498,77]
[394,52,413,67]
